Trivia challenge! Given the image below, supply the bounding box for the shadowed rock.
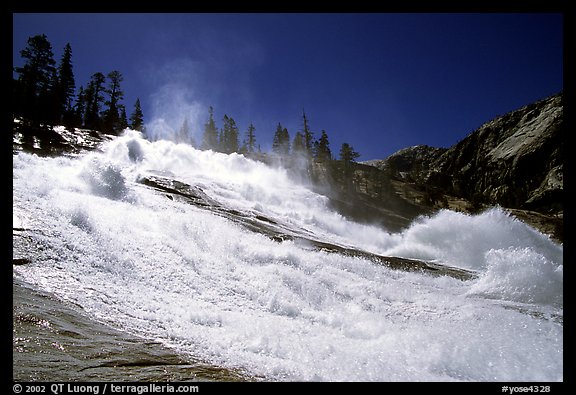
[138,174,477,281]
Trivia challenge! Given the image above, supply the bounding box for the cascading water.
[13,129,563,381]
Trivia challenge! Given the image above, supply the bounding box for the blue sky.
[12,13,563,160]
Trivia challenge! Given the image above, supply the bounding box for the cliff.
[362,92,563,242]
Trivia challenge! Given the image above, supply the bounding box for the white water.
[13,130,563,381]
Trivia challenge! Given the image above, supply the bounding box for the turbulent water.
[13,129,563,381]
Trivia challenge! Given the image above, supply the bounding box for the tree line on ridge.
[13,33,361,170]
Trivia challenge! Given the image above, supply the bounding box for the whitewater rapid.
[13,130,563,381]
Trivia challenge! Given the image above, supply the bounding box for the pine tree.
[243,123,257,154]
[72,86,86,128]
[292,131,306,155]
[129,98,144,131]
[281,127,290,155]
[119,106,129,131]
[218,123,225,152]
[177,118,191,144]
[338,142,360,192]
[41,68,60,125]
[12,77,23,117]
[201,106,219,150]
[220,115,240,154]
[56,43,76,125]
[83,72,106,130]
[314,130,332,162]
[272,123,290,156]
[272,123,282,154]
[14,34,57,125]
[102,70,125,134]
[302,110,314,157]
[339,142,360,164]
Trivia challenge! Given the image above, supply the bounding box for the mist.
[145,82,206,144]
[141,26,264,148]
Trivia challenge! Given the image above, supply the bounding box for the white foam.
[12,131,563,381]
[467,247,563,306]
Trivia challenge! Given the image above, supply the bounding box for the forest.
[13,34,143,135]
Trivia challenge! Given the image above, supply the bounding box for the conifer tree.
[201,106,219,150]
[218,124,225,152]
[56,43,76,125]
[102,70,125,134]
[243,123,257,154]
[42,68,60,124]
[272,123,290,156]
[72,86,86,128]
[177,118,192,144]
[282,127,290,155]
[220,115,240,154]
[14,34,57,125]
[302,110,314,157]
[83,72,106,130]
[292,131,306,155]
[129,98,144,131]
[314,130,332,162]
[338,142,361,192]
[339,142,360,164]
[119,106,129,131]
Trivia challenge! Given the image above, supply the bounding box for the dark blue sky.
[13,13,563,160]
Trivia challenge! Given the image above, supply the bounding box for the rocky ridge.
[361,92,563,242]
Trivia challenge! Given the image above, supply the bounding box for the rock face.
[363,92,563,241]
[368,93,562,212]
[428,93,563,212]
[364,145,447,184]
